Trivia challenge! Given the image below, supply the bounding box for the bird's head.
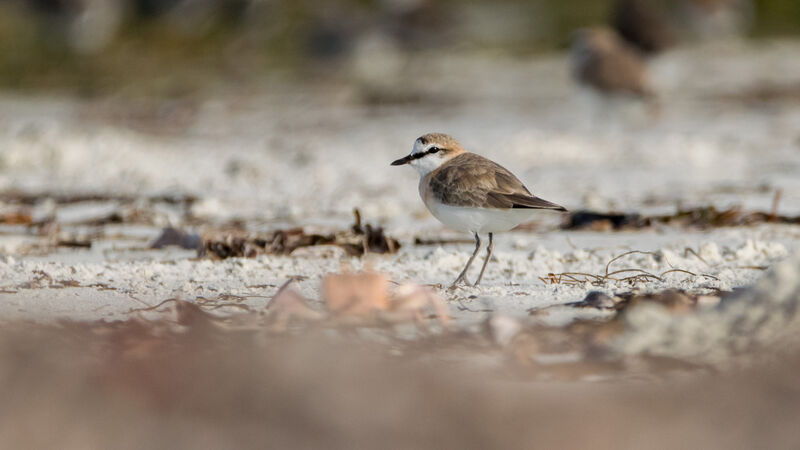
[571,26,622,57]
[391,133,466,176]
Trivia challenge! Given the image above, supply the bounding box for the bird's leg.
[450,233,481,289]
[474,232,494,287]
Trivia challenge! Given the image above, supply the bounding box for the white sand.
[1,40,800,330]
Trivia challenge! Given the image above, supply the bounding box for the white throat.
[410,154,447,176]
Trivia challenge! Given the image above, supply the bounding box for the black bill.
[391,155,413,166]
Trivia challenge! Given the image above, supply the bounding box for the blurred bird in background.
[570,26,659,118]
[610,0,754,56]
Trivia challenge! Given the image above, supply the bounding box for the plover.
[391,133,566,288]
[570,26,655,102]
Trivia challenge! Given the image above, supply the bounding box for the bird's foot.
[448,275,472,290]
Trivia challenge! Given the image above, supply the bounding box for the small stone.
[582,291,617,309]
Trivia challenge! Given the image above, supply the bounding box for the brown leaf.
[0,211,32,225]
[322,271,389,317]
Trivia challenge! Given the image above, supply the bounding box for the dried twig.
[605,250,661,277]
[541,250,714,287]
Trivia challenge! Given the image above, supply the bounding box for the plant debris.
[562,203,800,231]
[202,209,400,259]
[539,250,718,287]
[150,227,203,250]
[561,211,648,231]
[539,250,716,286]
[0,211,33,225]
[56,239,92,249]
[0,190,196,207]
[563,289,718,314]
[413,237,475,246]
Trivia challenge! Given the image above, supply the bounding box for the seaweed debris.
[202,209,400,259]
[563,204,800,231]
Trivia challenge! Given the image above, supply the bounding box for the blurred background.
[0,0,797,97]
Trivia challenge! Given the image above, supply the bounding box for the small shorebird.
[570,26,661,119]
[391,133,566,288]
[570,26,656,103]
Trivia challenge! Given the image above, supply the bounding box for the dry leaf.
[322,271,389,317]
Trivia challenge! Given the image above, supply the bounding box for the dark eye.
[428,147,441,154]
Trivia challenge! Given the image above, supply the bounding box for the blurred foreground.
[2,309,799,449]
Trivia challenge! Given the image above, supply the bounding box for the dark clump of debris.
[202,229,335,259]
[201,209,400,259]
[653,205,800,228]
[561,211,649,231]
[350,209,400,255]
[563,203,800,231]
[150,227,204,250]
[0,190,196,207]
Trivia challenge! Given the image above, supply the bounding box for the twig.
[606,268,662,279]
[604,250,661,277]
[660,268,697,277]
[683,247,708,265]
[542,250,715,287]
[770,188,783,222]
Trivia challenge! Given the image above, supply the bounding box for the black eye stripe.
[408,147,444,161]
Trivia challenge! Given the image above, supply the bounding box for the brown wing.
[429,153,566,211]
[582,46,651,97]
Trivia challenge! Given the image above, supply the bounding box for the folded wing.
[430,153,567,211]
